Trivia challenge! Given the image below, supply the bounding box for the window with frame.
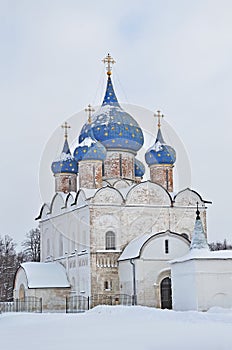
[104,280,112,291]
[105,231,116,250]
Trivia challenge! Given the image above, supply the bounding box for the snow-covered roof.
[118,234,151,261]
[170,249,232,264]
[21,262,70,288]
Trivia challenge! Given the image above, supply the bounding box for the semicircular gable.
[126,181,172,206]
[73,190,88,207]
[91,186,124,205]
[36,203,50,220]
[113,179,130,189]
[140,231,190,260]
[174,188,205,207]
[14,266,29,291]
[65,193,75,208]
[50,193,65,215]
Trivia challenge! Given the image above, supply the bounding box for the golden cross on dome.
[61,121,71,140]
[102,53,116,75]
[85,104,95,124]
[154,110,164,129]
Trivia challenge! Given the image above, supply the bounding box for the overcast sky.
[1,0,232,247]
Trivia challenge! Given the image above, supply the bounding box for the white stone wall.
[40,195,91,297]
[171,260,198,311]
[40,205,90,261]
[171,258,232,311]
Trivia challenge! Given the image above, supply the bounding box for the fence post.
[87,296,90,310]
[40,298,42,313]
[65,296,68,313]
[15,299,19,312]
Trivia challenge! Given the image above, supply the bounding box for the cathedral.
[14,54,221,311]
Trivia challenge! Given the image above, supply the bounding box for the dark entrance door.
[160,277,172,309]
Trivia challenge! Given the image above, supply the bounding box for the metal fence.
[0,297,42,313]
[90,294,132,308]
[66,294,132,313]
[0,294,132,314]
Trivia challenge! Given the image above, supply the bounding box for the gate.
[66,295,89,313]
[66,294,132,312]
[90,294,132,308]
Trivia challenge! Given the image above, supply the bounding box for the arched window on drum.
[105,231,116,250]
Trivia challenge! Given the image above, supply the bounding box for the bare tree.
[209,239,232,251]
[0,235,19,301]
[22,228,40,262]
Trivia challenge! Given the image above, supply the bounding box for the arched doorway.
[160,277,172,309]
[19,284,25,300]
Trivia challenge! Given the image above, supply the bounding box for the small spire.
[154,110,164,129]
[102,53,116,76]
[85,104,95,124]
[190,203,209,250]
[61,121,71,140]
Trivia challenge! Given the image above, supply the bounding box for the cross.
[85,104,95,124]
[61,121,71,140]
[154,110,164,129]
[102,53,116,75]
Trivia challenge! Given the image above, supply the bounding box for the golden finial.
[61,121,71,140]
[102,53,116,76]
[154,110,164,129]
[85,104,95,124]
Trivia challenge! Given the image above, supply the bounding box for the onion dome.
[74,129,106,162]
[135,158,145,177]
[79,54,144,153]
[51,124,78,174]
[145,112,176,166]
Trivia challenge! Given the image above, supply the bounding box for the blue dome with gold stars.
[145,128,176,166]
[79,75,144,154]
[51,139,78,174]
[135,158,145,177]
[74,131,106,162]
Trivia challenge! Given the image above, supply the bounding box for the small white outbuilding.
[171,211,232,311]
[14,262,70,311]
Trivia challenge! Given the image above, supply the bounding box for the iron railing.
[1,294,133,313]
[66,294,132,313]
[0,297,42,313]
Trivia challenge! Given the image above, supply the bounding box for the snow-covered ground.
[1,306,232,350]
